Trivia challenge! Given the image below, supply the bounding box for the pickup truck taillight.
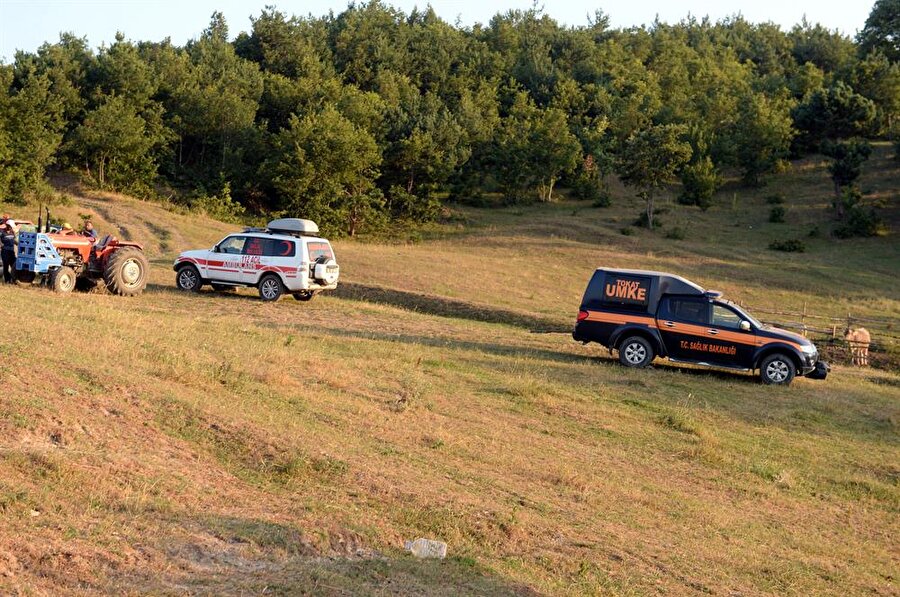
[577,310,589,321]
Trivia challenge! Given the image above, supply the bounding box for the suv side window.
[265,239,295,257]
[661,298,709,324]
[218,236,246,254]
[711,304,743,329]
[243,237,264,256]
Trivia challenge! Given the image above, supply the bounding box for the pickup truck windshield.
[722,300,763,329]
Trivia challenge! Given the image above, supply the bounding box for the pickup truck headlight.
[800,344,817,355]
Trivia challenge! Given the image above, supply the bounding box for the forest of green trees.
[0,0,897,235]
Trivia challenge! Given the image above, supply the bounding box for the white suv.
[173,218,339,301]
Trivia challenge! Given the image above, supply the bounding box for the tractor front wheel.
[15,270,36,285]
[50,266,76,293]
[104,248,149,296]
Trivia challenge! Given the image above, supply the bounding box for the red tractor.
[16,230,149,296]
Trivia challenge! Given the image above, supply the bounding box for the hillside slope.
[0,151,898,595]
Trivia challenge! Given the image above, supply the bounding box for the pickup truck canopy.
[581,268,713,315]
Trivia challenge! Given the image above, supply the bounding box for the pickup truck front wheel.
[760,353,795,385]
[618,336,654,368]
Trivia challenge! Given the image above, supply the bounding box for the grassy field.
[0,146,897,595]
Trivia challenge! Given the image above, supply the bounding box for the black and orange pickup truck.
[573,268,829,385]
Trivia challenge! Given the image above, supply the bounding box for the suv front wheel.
[760,353,796,385]
[258,274,284,301]
[176,264,202,292]
[618,336,655,368]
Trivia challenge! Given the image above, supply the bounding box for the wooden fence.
[738,302,898,368]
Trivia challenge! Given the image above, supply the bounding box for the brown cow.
[844,327,871,366]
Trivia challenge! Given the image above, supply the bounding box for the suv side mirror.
[740,320,751,332]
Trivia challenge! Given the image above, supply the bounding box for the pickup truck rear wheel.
[618,336,654,368]
[760,353,795,385]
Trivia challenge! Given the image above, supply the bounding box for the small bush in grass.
[633,207,667,229]
[769,238,806,252]
[665,226,686,240]
[590,193,611,208]
[766,194,785,205]
[190,183,246,223]
[769,206,786,223]
[808,226,821,238]
[658,411,700,436]
[834,206,887,238]
[620,226,634,236]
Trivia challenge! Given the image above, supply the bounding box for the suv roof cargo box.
[267,218,319,236]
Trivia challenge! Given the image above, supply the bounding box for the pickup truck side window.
[661,298,709,324]
[711,304,743,329]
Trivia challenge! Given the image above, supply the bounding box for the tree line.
[0,0,897,235]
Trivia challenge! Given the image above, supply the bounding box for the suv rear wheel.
[760,353,796,385]
[618,336,654,368]
[258,274,284,301]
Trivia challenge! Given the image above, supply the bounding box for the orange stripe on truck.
[581,310,804,351]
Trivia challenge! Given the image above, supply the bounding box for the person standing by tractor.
[1,219,17,283]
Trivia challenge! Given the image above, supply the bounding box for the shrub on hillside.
[665,226,686,240]
[633,207,668,229]
[190,183,246,223]
[678,156,719,211]
[620,226,635,236]
[589,191,612,207]
[386,185,441,223]
[769,206,786,223]
[769,238,806,252]
[573,171,611,207]
[834,205,886,238]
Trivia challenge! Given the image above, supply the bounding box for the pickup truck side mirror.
[740,320,751,332]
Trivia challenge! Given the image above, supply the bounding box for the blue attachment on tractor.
[15,232,62,275]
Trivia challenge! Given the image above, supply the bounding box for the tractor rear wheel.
[104,247,149,296]
[50,266,76,293]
